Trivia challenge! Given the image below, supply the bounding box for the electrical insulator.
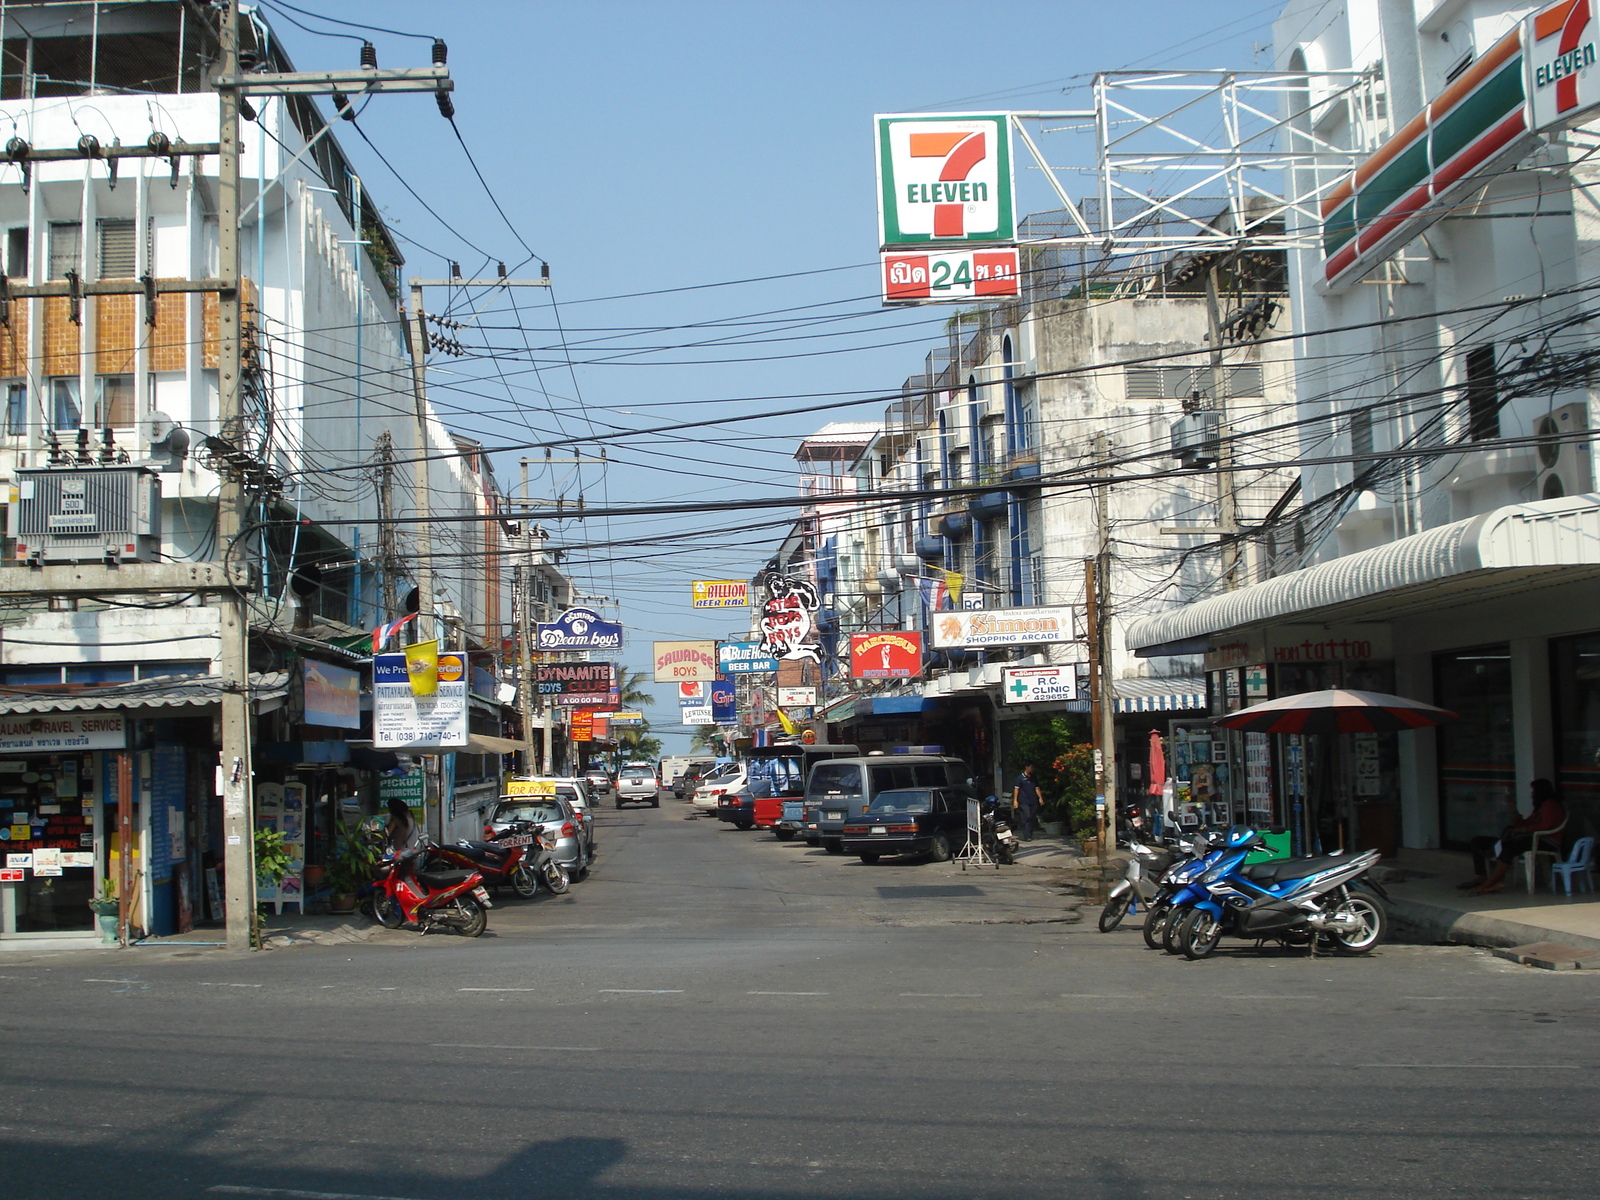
[77,134,100,158]
[146,131,170,157]
[436,91,455,120]
[5,135,29,161]
[332,91,354,121]
[432,39,448,65]
[239,96,257,122]
[360,41,377,69]
[541,261,550,281]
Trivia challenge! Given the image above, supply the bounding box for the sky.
[264,0,1285,747]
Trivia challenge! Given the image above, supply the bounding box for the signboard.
[678,681,705,700]
[654,640,719,682]
[710,680,738,724]
[1002,666,1077,705]
[719,641,778,674]
[930,606,1077,649]
[692,580,749,608]
[681,704,714,726]
[1204,625,1392,671]
[378,771,426,822]
[850,631,924,679]
[302,660,361,730]
[876,113,1015,245]
[505,779,557,796]
[0,713,125,754]
[777,686,817,707]
[881,248,1019,304]
[1530,0,1600,132]
[756,573,821,663]
[373,652,468,749]
[610,710,645,725]
[535,605,623,652]
[569,710,596,742]
[591,713,611,742]
[535,662,619,708]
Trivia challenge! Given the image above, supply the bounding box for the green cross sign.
[1009,677,1029,698]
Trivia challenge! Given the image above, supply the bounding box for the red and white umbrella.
[1212,689,1457,735]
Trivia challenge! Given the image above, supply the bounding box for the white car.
[615,767,660,808]
[692,763,747,813]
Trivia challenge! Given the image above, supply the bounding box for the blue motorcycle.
[1163,826,1389,960]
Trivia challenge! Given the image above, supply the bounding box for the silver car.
[484,794,588,877]
[615,767,660,808]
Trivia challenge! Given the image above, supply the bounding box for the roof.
[1127,494,1600,651]
[0,671,289,716]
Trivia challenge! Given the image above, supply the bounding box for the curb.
[1387,896,1600,956]
[261,921,382,950]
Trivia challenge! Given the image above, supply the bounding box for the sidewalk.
[1384,848,1600,956]
[129,913,384,951]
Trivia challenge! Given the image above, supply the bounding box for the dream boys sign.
[535,606,623,652]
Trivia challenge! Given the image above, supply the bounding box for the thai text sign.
[876,113,1014,245]
[0,713,125,753]
[303,660,361,729]
[692,580,749,608]
[1002,666,1077,705]
[881,248,1019,304]
[536,606,623,651]
[653,640,718,682]
[536,662,619,708]
[373,652,468,749]
[719,641,778,674]
[931,606,1076,649]
[850,631,924,678]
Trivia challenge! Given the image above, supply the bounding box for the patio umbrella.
[1212,689,1457,735]
[1147,729,1166,796]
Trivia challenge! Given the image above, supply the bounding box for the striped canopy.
[1212,689,1458,735]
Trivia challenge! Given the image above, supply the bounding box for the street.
[2,805,1598,1200]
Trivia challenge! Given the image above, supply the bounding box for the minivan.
[802,755,978,854]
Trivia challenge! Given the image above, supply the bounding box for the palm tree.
[617,669,655,711]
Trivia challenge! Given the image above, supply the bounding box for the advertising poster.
[373,652,468,750]
[850,631,924,679]
[653,640,719,683]
[302,660,361,729]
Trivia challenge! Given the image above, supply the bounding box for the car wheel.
[774,828,796,842]
[615,801,624,809]
[735,819,754,831]
[927,833,952,863]
[858,852,881,864]
[823,839,843,856]
[651,799,659,808]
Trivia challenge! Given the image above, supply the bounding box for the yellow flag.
[405,639,439,696]
[776,708,798,736]
[943,570,964,606]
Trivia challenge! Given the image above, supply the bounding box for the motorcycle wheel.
[1098,890,1133,933]
[1180,908,1223,960]
[372,894,405,929]
[1143,903,1172,950]
[1162,905,1190,954]
[1329,891,1387,955]
[449,896,488,937]
[510,865,539,900]
[544,863,571,894]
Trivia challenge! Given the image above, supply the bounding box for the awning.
[1127,494,1600,652]
[0,671,289,716]
[1111,677,1207,713]
[464,733,527,755]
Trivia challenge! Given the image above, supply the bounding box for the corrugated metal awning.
[1127,494,1600,651]
[0,671,289,715]
[1111,676,1206,713]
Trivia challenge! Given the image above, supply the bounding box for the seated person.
[1461,779,1564,894]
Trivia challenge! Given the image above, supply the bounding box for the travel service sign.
[373,652,468,749]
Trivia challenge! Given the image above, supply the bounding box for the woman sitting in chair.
[1461,779,1565,894]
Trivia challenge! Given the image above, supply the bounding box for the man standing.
[1012,763,1041,842]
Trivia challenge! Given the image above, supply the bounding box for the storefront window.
[1551,632,1600,838]
[0,753,95,934]
[1434,645,1514,848]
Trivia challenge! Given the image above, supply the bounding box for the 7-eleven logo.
[1534,0,1596,114]
[877,114,1014,245]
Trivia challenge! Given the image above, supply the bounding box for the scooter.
[371,850,492,936]
[984,798,1020,865]
[1098,839,1185,932]
[430,821,568,898]
[1166,827,1389,960]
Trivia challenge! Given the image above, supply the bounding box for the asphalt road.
[3,801,1598,1200]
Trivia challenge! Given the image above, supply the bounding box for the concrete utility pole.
[1088,433,1117,858]
[1204,262,1241,589]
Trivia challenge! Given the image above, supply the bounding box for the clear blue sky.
[273,1,1282,745]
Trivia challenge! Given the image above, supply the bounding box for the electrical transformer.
[12,466,162,563]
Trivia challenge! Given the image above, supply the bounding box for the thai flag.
[371,613,416,655]
[752,728,770,748]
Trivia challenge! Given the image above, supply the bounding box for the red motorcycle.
[371,850,492,936]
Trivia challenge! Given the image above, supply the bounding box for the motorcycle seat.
[416,869,475,890]
[451,841,511,864]
[1243,853,1350,884]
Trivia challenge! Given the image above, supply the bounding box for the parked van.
[802,754,978,854]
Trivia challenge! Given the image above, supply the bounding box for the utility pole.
[376,431,399,616]
[518,460,538,776]
[1204,262,1240,589]
[1087,432,1117,859]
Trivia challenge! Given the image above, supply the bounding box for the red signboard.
[850,630,924,679]
[570,709,595,742]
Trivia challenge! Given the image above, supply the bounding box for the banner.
[850,631,924,679]
[692,580,750,608]
[930,606,1077,649]
[373,652,468,749]
[718,641,779,674]
[710,680,737,724]
[654,640,718,682]
[405,640,439,696]
[303,660,361,729]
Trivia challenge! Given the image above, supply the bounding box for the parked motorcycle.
[430,821,568,898]
[983,798,1020,865]
[371,851,492,936]
[1098,839,1184,932]
[1166,827,1389,960]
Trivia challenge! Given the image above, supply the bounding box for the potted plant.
[88,878,120,945]
[325,829,380,914]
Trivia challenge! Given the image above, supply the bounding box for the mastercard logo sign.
[436,655,465,683]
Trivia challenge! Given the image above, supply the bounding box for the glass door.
[0,753,97,935]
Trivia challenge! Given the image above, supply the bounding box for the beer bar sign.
[692,580,749,608]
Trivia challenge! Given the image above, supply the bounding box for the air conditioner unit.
[1533,403,1591,500]
[12,466,161,563]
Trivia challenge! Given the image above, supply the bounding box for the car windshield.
[809,763,863,797]
[556,786,583,807]
[704,763,738,781]
[869,789,934,815]
[494,800,563,824]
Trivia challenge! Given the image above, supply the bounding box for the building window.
[1464,344,1499,441]
[49,377,81,430]
[3,381,25,436]
[6,226,27,278]
[94,374,135,427]
[1433,645,1513,848]
[65,663,137,684]
[1126,364,1263,400]
[97,218,137,278]
[48,222,81,279]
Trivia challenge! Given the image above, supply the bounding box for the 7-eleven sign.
[876,113,1014,246]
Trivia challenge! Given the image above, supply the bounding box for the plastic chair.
[1512,818,1568,894]
[1549,836,1595,897]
